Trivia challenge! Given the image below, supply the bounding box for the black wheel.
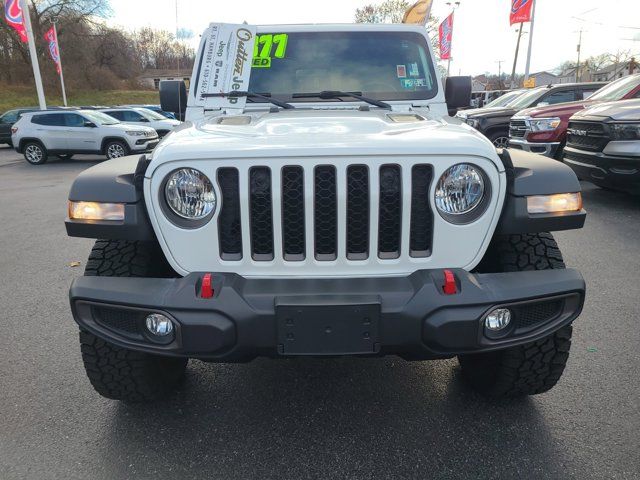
[459,233,573,397]
[104,140,128,159]
[58,153,74,160]
[23,141,48,165]
[488,131,510,149]
[79,240,185,402]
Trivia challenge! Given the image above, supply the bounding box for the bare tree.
[354,0,439,51]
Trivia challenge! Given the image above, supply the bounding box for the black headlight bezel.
[610,122,640,141]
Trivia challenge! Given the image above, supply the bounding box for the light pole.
[445,1,460,77]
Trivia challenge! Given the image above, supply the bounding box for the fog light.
[485,308,512,331]
[145,313,174,336]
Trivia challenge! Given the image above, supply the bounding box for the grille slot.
[409,165,433,257]
[249,167,274,261]
[314,165,338,260]
[346,165,370,260]
[93,307,141,336]
[217,168,242,260]
[378,165,402,259]
[281,166,305,260]
[514,300,563,330]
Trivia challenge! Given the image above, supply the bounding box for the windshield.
[82,111,119,125]
[589,75,640,102]
[135,108,166,120]
[508,87,547,109]
[484,90,523,108]
[247,31,437,103]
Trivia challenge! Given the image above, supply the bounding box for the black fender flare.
[496,149,586,234]
[65,155,156,241]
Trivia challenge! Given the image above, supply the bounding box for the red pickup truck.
[509,74,640,158]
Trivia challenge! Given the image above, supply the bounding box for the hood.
[517,99,598,119]
[149,109,501,172]
[463,107,517,120]
[104,123,155,134]
[573,99,640,121]
[457,106,510,118]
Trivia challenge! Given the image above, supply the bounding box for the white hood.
[148,109,501,174]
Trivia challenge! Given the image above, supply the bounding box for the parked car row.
[457,82,607,149]
[1,104,181,164]
[458,75,640,194]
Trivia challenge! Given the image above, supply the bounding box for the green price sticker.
[252,33,288,68]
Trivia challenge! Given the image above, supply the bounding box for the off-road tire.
[79,240,185,402]
[488,131,510,149]
[459,233,573,397]
[23,141,48,165]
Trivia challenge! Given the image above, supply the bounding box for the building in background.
[138,69,192,90]
[528,71,559,86]
[592,59,639,82]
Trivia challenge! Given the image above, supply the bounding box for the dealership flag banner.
[510,0,534,25]
[438,13,454,60]
[44,26,61,74]
[4,0,28,43]
[402,0,434,26]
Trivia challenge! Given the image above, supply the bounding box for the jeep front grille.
[216,163,434,263]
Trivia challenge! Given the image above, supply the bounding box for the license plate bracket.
[276,301,380,355]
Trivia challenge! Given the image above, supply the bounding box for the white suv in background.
[99,107,181,137]
[11,110,158,165]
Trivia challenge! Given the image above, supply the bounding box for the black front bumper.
[69,269,585,361]
[564,147,640,194]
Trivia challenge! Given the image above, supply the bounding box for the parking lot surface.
[0,145,639,479]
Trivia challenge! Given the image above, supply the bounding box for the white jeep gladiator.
[65,23,586,402]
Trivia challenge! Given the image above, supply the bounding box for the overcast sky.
[109,0,640,75]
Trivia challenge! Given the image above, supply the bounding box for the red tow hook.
[443,269,457,295]
[200,273,214,298]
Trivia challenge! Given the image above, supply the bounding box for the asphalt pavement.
[0,145,638,479]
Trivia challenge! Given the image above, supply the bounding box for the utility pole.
[524,0,537,81]
[510,23,523,88]
[20,0,46,110]
[575,28,582,82]
[445,1,460,77]
[496,60,504,89]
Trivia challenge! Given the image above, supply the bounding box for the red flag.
[438,13,454,60]
[4,0,28,43]
[44,25,61,74]
[510,0,534,25]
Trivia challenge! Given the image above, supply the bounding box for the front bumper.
[509,137,561,157]
[563,146,640,194]
[70,269,585,361]
[130,138,159,152]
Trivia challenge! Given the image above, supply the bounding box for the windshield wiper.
[292,91,392,110]
[202,91,295,109]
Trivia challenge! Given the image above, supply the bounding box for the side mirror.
[445,76,472,114]
[84,121,97,128]
[140,117,150,122]
[160,80,187,121]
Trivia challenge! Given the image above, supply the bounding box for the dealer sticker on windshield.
[198,23,257,110]
[252,33,289,68]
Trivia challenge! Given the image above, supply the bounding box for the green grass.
[0,84,160,112]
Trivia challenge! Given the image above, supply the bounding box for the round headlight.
[435,164,485,217]
[164,168,216,220]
